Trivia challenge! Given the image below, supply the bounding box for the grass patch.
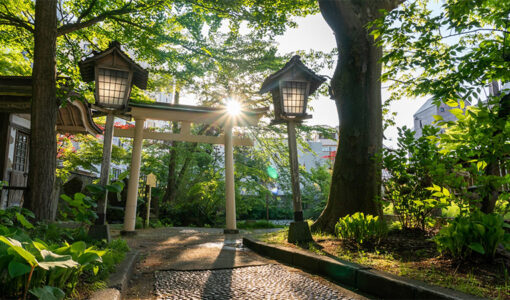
[258,229,509,299]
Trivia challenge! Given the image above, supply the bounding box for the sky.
[275,14,428,148]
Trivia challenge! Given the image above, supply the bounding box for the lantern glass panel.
[97,68,130,107]
[281,81,307,115]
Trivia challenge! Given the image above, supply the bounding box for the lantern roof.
[79,41,148,90]
[259,55,326,94]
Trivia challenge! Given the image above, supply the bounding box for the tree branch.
[0,12,34,33]
[57,4,135,36]
[77,0,97,22]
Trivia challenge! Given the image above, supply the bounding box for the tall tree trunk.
[312,0,400,233]
[163,89,180,203]
[24,0,58,221]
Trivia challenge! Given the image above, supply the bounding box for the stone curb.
[89,250,140,300]
[243,237,485,300]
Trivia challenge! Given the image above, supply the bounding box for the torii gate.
[114,102,266,234]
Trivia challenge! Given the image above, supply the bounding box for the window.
[13,131,29,172]
[440,107,445,112]
[111,168,122,180]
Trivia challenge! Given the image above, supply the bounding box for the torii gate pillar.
[224,121,238,234]
[122,118,145,235]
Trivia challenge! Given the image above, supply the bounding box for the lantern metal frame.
[277,79,311,117]
[93,65,133,110]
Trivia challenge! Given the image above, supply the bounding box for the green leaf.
[16,212,34,229]
[29,286,65,300]
[468,242,485,254]
[105,183,122,193]
[446,100,458,107]
[449,108,464,118]
[38,250,78,270]
[433,115,443,121]
[8,261,31,278]
[70,241,86,256]
[77,252,102,265]
[476,161,487,171]
[0,236,38,267]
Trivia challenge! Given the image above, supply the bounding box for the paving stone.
[155,264,357,300]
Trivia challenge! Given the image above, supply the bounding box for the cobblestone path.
[155,264,358,300]
[121,227,367,299]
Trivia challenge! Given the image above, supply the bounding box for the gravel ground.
[155,264,358,300]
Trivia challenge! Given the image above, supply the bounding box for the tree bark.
[312,0,400,233]
[24,0,58,221]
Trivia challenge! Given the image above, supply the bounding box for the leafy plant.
[29,285,65,300]
[335,212,388,246]
[434,211,510,260]
[383,126,453,230]
[59,193,98,224]
[0,236,78,299]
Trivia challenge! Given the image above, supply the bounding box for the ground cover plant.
[0,206,130,299]
[261,223,510,299]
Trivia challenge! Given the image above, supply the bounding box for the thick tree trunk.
[312,0,399,233]
[24,0,58,221]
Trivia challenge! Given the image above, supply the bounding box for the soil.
[306,228,510,299]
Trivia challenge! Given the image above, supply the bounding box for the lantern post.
[79,41,148,240]
[260,56,325,243]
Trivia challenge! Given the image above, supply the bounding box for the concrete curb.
[243,237,484,300]
[89,250,140,300]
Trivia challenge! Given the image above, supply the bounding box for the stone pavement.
[116,227,369,300]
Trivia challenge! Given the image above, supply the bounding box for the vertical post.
[287,120,303,221]
[224,120,238,234]
[286,120,313,243]
[97,113,114,224]
[123,118,144,234]
[144,185,151,228]
[88,113,114,241]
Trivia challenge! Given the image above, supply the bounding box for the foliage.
[301,164,332,220]
[335,212,388,246]
[57,134,130,181]
[434,211,510,260]
[58,193,98,225]
[0,207,129,299]
[383,126,452,230]
[377,0,510,103]
[437,103,510,213]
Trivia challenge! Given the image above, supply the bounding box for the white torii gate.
[114,102,266,234]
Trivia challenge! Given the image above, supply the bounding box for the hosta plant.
[335,212,388,246]
[434,211,510,260]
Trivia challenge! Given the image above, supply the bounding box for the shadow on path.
[201,235,236,299]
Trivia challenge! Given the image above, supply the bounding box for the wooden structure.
[0,76,101,209]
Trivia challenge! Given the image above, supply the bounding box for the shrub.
[335,212,388,246]
[434,211,510,260]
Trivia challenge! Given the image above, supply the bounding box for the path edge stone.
[89,249,140,300]
[243,237,485,300]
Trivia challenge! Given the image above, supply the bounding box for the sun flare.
[226,99,242,116]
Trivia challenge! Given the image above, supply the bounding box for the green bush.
[434,211,510,260]
[335,212,388,246]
